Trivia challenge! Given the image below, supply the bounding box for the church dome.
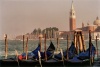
[93,17,100,26]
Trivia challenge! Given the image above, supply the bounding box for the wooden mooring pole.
[96,36,98,59]
[82,34,86,51]
[4,34,8,59]
[57,37,59,52]
[23,35,25,53]
[89,30,92,65]
[25,37,28,60]
[80,31,86,52]
[66,34,69,60]
[76,32,79,54]
[44,34,47,61]
[78,32,83,52]
[39,35,42,52]
[74,31,76,48]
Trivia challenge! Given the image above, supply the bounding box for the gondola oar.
[15,49,20,67]
[39,35,42,52]
[60,49,63,61]
[38,51,42,67]
[4,34,8,59]
[60,48,65,66]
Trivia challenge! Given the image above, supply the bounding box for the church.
[59,1,100,40]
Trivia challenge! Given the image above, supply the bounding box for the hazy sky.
[0,0,100,39]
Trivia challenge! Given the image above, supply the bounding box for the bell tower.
[69,1,76,31]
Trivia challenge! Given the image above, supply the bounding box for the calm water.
[0,39,100,66]
[0,39,100,57]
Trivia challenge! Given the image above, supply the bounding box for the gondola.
[19,41,55,60]
[41,35,64,67]
[41,58,64,67]
[0,58,18,67]
[54,42,76,60]
[18,44,40,60]
[0,44,41,67]
[40,41,55,60]
[44,41,76,67]
[42,47,64,67]
[64,43,96,66]
[18,44,41,67]
[64,30,96,66]
[0,43,40,67]
[18,41,55,67]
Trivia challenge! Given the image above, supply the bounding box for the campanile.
[69,1,76,31]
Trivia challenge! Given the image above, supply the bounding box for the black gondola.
[0,58,18,67]
[54,42,76,60]
[64,43,96,66]
[18,41,55,67]
[41,42,76,67]
[41,58,64,67]
[0,43,41,67]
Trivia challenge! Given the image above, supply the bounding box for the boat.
[18,43,41,67]
[64,43,96,66]
[34,41,57,67]
[0,44,41,67]
[41,49,64,67]
[64,30,96,66]
[42,41,77,67]
[0,58,18,67]
[41,58,64,67]
[40,41,55,60]
[18,44,40,60]
[18,41,55,67]
[54,42,76,60]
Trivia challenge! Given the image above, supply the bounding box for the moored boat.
[18,41,55,67]
[64,30,96,66]
[0,58,18,67]
[64,43,96,66]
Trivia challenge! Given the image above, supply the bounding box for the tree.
[32,28,37,35]
[41,27,59,38]
[38,28,41,35]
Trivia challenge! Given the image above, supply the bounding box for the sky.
[0,0,100,39]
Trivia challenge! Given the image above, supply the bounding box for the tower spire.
[70,0,75,18]
[69,0,76,31]
[71,0,74,10]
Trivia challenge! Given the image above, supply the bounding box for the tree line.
[31,27,59,38]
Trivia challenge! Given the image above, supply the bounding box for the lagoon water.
[0,39,100,66]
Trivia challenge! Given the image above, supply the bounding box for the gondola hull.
[64,58,92,67]
[19,60,40,67]
[42,58,64,67]
[0,59,18,67]
[0,59,40,67]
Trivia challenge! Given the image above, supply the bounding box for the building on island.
[15,1,100,40]
[59,1,100,40]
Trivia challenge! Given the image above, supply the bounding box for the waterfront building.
[59,1,100,40]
